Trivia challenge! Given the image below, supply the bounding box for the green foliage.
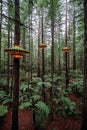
[0,78,7,87]
[36,0,50,8]
[19,93,50,129]
[19,102,32,110]
[70,69,83,96]
[44,73,66,85]
[20,70,28,81]
[53,85,64,98]
[0,91,6,98]
[2,98,12,105]
[37,81,52,88]
[0,105,8,117]
[20,83,29,92]
[31,77,42,84]
[44,75,52,82]
[53,72,66,84]
[72,80,83,95]
[35,101,49,129]
[31,95,40,102]
[56,96,79,118]
[0,60,7,73]
[64,87,72,95]
[0,91,12,105]
[35,101,49,116]
[29,77,52,95]
[70,69,83,78]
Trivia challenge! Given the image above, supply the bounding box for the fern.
[35,101,50,129]
[31,77,42,84]
[0,90,12,105]
[2,98,12,105]
[35,101,49,116]
[72,79,83,95]
[0,91,6,99]
[20,84,28,91]
[19,94,28,102]
[0,78,7,86]
[44,75,52,82]
[19,102,32,110]
[31,95,40,102]
[37,81,52,88]
[0,105,8,117]
[56,96,79,118]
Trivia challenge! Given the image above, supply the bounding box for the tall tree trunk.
[7,19,10,95]
[41,9,46,102]
[28,14,30,86]
[22,26,26,63]
[28,14,33,82]
[37,14,41,77]
[57,25,61,74]
[65,0,69,87]
[80,0,87,130]
[12,0,20,130]
[0,0,2,73]
[7,2,11,95]
[30,15,33,81]
[73,5,76,70]
[65,0,68,47]
[28,2,36,130]
[50,0,54,121]
[67,4,71,71]
[28,0,31,86]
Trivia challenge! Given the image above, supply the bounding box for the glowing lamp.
[38,44,47,49]
[62,46,70,53]
[5,45,28,58]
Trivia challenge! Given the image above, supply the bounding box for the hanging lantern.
[38,43,47,49]
[62,46,70,53]
[5,45,28,58]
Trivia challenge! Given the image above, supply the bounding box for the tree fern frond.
[35,101,49,115]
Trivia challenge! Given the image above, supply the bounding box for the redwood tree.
[37,14,41,77]
[50,0,54,121]
[81,0,87,130]
[0,0,2,72]
[41,9,46,102]
[73,5,76,70]
[11,0,20,130]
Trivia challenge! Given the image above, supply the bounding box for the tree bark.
[7,2,11,95]
[41,9,45,102]
[11,0,20,130]
[57,25,61,74]
[0,0,2,73]
[37,14,41,77]
[80,1,87,129]
[50,0,54,121]
[65,0,69,87]
[73,5,76,70]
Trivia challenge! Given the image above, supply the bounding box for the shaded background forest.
[0,0,84,75]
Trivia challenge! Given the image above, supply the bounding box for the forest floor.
[46,92,82,130]
[0,92,82,130]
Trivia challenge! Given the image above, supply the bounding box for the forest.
[0,0,87,130]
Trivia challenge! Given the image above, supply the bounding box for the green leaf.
[35,101,49,115]
[31,95,40,101]
[0,105,8,117]
[19,102,32,110]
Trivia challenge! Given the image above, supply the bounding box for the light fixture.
[5,45,28,58]
[38,43,47,49]
[62,46,70,53]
